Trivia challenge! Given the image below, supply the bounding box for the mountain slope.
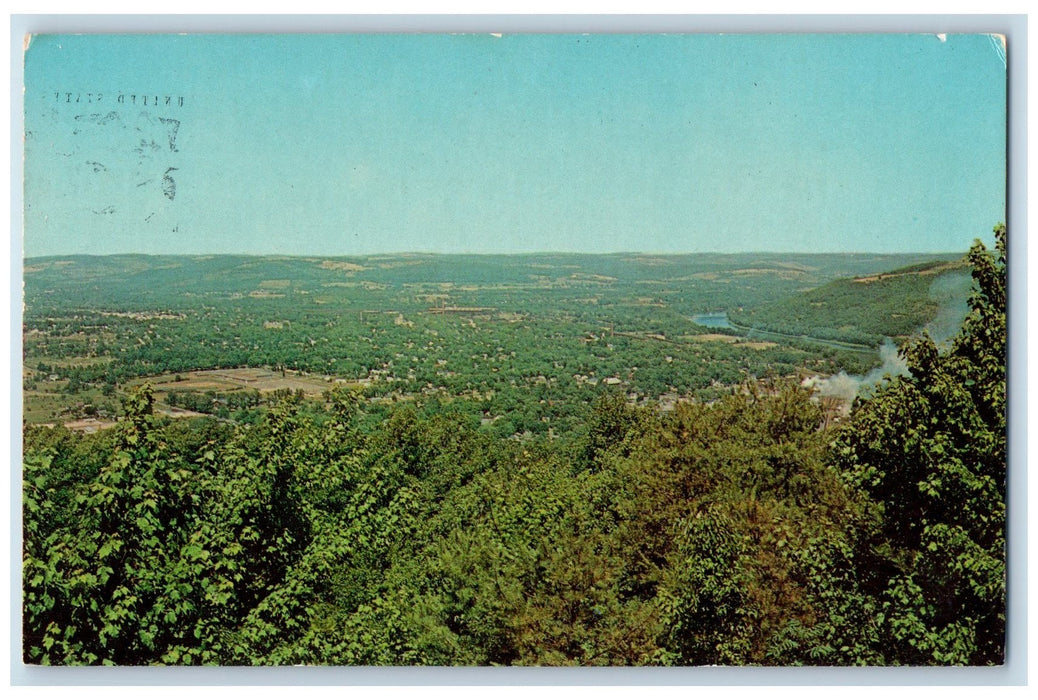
[727,260,972,346]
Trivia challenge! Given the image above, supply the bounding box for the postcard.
[20,31,1008,672]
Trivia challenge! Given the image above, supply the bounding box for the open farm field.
[129,368,336,397]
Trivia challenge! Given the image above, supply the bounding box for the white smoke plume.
[805,270,971,408]
[924,270,973,346]
[860,339,910,392]
[806,339,910,405]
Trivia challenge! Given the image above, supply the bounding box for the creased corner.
[987,34,1007,69]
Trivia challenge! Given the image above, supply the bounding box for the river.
[690,311,876,354]
[690,312,734,329]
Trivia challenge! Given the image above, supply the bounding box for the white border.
[5,12,1029,689]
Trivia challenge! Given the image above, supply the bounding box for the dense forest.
[21,230,1005,666]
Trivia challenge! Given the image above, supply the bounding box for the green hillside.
[728,260,973,347]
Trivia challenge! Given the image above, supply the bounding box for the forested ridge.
[728,260,972,347]
[22,229,1006,666]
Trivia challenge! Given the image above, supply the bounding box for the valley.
[22,251,967,434]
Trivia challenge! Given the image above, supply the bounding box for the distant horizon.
[22,248,976,261]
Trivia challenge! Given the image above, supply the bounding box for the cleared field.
[678,333,777,350]
[157,407,210,419]
[23,381,114,425]
[23,391,78,423]
[61,417,118,433]
[138,367,335,397]
[683,333,740,344]
[29,355,114,369]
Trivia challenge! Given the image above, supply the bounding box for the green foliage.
[832,224,1006,665]
[22,235,1004,667]
[603,383,883,666]
[24,385,206,664]
[579,390,645,471]
[657,507,752,663]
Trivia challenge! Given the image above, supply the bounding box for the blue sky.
[22,33,1006,257]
